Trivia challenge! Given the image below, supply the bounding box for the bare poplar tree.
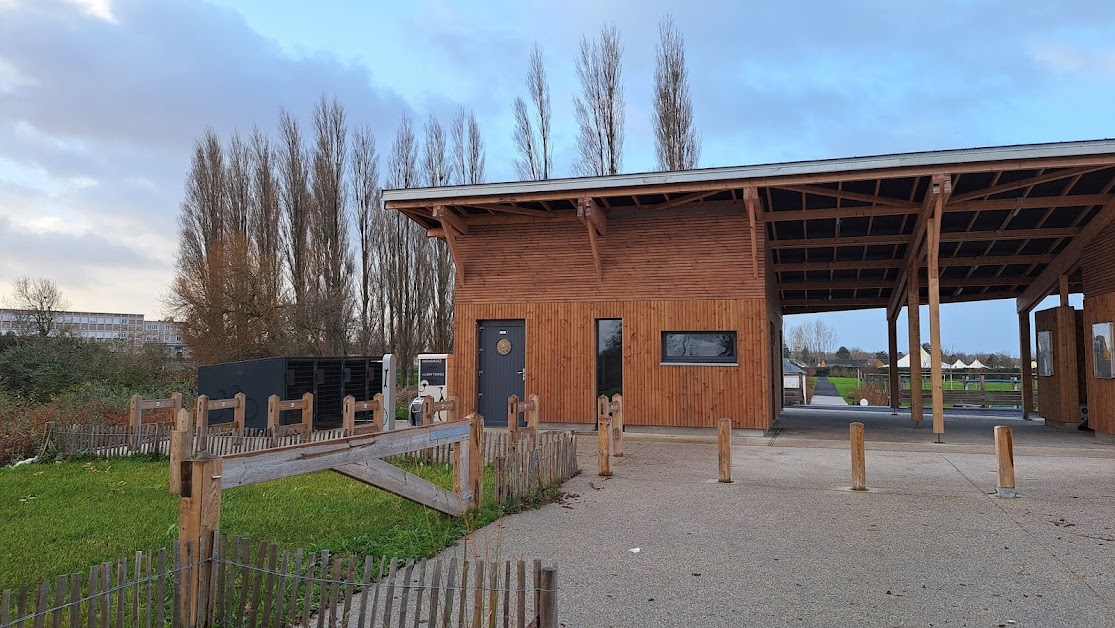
[451,108,485,185]
[423,115,454,352]
[351,124,383,354]
[249,126,286,353]
[573,24,625,176]
[172,129,230,363]
[653,16,700,171]
[512,43,552,180]
[278,108,312,349]
[6,277,71,336]
[309,96,355,354]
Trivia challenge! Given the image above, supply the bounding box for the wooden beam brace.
[219,420,472,488]
[577,198,604,282]
[775,184,921,209]
[432,205,469,235]
[1017,193,1115,312]
[773,255,1055,272]
[577,197,607,235]
[462,203,552,216]
[744,186,761,279]
[888,174,952,320]
[333,458,466,516]
[950,166,1106,203]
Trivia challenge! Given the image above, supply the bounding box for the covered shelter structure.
[383,140,1115,443]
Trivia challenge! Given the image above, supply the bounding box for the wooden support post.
[1059,274,1070,307]
[300,392,313,442]
[177,454,222,626]
[195,395,209,454]
[927,188,945,440]
[373,393,384,433]
[169,408,191,495]
[597,416,612,477]
[266,394,280,432]
[887,317,900,415]
[342,395,355,435]
[1019,311,1034,420]
[526,393,539,448]
[537,567,557,628]
[850,422,866,491]
[907,260,923,424]
[610,393,624,457]
[171,391,183,420]
[129,394,142,452]
[233,392,246,433]
[717,418,732,483]
[994,426,1016,498]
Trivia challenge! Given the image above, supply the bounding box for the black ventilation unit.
[197,356,384,430]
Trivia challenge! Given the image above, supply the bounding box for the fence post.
[169,408,191,495]
[300,392,314,442]
[266,395,280,432]
[718,418,732,483]
[527,393,540,438]
[178,454,222,627]
[994,426,1016,498]
[372,393,385,432]
[850,422,866,491]
[195,395,209,454]
[342,395,355,435]
[610,394,624,457]
[233,392,246,433]
[538,566,557,628]
[447,394,460,423]
[421,395,434,426]
[470,413,484,509]
[507,395,519,452]
[598,416,612,477]
[129,394,142,452]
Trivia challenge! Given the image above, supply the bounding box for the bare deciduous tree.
[278,108,312,339]
[653,16,700,171]
[309,96,355,354]
[351,124,382,354]
[249,126,285,351]
[423,115,454,352]
[573,24,625,176]
[786,319,839,364]
[6,277,71,336]
[451,108,485,185]
[512,44,551,180]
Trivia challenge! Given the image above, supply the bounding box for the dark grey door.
[478,320,525,427]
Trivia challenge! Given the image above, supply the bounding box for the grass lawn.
[827,376,861,403]
[0,457,504,590]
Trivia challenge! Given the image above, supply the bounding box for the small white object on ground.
[629,548,640,554]
[12,457,36,467]
[859,398,869,406]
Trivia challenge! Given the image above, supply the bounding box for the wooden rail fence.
[0,535,559,628]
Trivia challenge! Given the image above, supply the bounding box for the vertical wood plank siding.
[1081,224,1115,438]
[451,202,775,430]
[1034,306,1084,425]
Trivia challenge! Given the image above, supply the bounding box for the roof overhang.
[383,140,1115,315]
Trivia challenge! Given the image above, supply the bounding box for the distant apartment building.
[144,320,185,352]
[0,309,185,352]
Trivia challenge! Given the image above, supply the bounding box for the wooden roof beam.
[462,203,552,217]
[578,198,604,281]
[577,197,607,236]
[646,190,720,211]
[432,205,469,235]
[1016,194,1115,313]
[431,206,466,284]
[950,165,1106,203]
[887,174,952,319]
[779,277,1032,291]
[743,186,761,279]
[775,184,921,209]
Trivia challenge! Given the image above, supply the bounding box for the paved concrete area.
[448,420,1115,627]
[808,376,849,406]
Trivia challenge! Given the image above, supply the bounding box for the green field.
[0,457,504,589]
[827,377,861,403]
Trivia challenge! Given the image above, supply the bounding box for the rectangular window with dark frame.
[662,331,738,364]
[596,319,623,399]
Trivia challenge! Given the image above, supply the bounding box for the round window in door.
[496,338,513,355]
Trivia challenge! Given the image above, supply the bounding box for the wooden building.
[384,140,1115,442]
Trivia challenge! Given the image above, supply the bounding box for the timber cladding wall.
[453,202,764,303]
[1083,292,1115,438]
[453,299,772,430]
[1034,306,1084,425]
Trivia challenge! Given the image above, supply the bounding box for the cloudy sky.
[1,0,1112,353]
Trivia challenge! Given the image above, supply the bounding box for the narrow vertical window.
[596,319,623,399]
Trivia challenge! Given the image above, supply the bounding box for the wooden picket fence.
[0,535,558,628]
[493,432,579,505]
[49,423,177,458]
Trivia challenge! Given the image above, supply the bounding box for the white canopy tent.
[894,347,951,369]
[951,359,969,369]
[968,359,989,369]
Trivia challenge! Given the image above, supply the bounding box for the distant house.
[783,359,806,405]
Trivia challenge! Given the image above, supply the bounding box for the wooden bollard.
[994,426,1016,498]
[598,416,612,477]
[168,408,192,494]
[718,418,732,483]
[850,422,866,491]
[538,566,558,628]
